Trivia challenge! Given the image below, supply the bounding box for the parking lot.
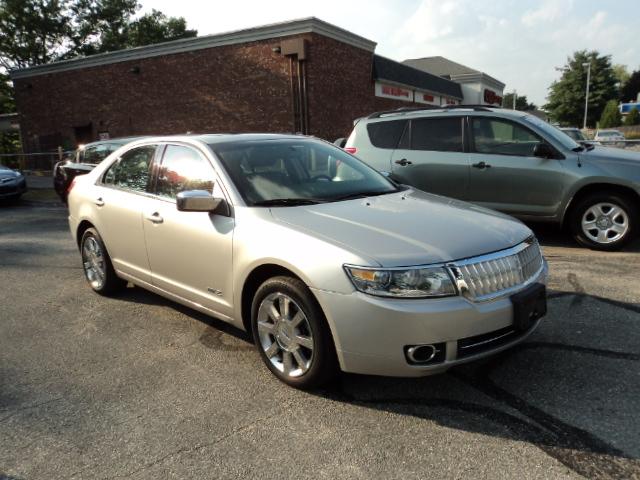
[1,197,639,479]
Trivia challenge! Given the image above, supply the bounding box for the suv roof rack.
[442,104,499,111]
[366,104,499,119]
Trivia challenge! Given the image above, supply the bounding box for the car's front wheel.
[570,193,637,251]
[251,276,337,389]
[80,227,126,295]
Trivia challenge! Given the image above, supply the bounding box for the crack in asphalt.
[0,397,64,424]
[102,405,292,479]
[324,291,639,479]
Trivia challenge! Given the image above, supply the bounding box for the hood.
[270,189,532,267]
[0,167,20,179]
[581,146,640,167]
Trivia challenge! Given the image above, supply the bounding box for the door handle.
[94,197,105,207]
[472,161,492,169]
[145,212,164,224]
[395,158,412,166]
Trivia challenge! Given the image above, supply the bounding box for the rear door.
[93,144,159,283]
[466,116,568,216]
[142,143,235,318]
[390,116,470,199]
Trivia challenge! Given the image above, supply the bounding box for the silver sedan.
[68,134,547,389]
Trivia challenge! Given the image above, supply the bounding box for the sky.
[140,0,638,107]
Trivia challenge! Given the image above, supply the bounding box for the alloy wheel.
[256,292,314,378]
[82,235,106,289]
[581,202,629,245]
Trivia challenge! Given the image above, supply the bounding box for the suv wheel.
[80,228,126,295]
[251,276,337,389]
[570,193,637,251]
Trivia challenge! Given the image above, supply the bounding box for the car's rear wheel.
[570,193,637,251]
[251,276,337,389]
[80,227,126,295]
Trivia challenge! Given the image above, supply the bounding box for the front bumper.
[312,261,547,377]
[0,178,27,198]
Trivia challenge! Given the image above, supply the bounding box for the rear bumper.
[312,262,547,377]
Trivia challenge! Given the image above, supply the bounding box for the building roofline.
[449,72,505,90]
[10,17,377,80]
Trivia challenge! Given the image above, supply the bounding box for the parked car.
[559,127,600,147]
[345,106,640,250]
[53,137,143,202]
[68,134,547,389]
[594,129,626,146]
[0,164,27,201]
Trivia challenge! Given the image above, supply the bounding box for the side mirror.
[533,143,555,159]
[177,190,230,216]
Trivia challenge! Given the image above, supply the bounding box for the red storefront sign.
[484,89,503,105]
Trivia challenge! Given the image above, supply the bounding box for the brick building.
[10,18,464,153]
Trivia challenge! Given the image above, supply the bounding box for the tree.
[621,70,640,103]
[624,107,640,126]
[502,93,536,111]
[613,64,630,90]
[545,50,618,127]
[0,0,198,70]
[599,100,622,128]
[0,72,19,156]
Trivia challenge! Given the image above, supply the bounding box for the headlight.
[344,265,456,298]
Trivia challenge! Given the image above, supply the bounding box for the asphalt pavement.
[0,199,639,479]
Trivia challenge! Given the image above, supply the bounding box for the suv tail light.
[345,147,357,154]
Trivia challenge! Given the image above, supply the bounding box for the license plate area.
[511,283,547,331]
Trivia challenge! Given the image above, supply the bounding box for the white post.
[512,90,517,110]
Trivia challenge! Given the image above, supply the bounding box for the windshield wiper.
[330,189,396,202]
[252,198,324,207]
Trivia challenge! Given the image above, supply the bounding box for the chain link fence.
[0,149,74,172]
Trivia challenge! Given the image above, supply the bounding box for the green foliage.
[501,93,536,111]
[545,50,618,128]
[613,64,630,90]
[0,0,198,69]
[624,107,640,126]
[599,100,622,128]
[620,70,640,103]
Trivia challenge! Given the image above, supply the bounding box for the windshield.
[562,129,586,141]
[522,115,581,150]
[212,139,399,206]
[598,131,620,137]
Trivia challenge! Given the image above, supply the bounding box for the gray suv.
[345,106,640,250]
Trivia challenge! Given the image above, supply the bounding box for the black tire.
[80,227,126,295]
[251,276,338,390]
[569,193,638,251]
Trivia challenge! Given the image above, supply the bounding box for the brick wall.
[13,33,419,152]
[13,39,296,153]
[305,34,414,142]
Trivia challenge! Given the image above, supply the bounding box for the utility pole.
[582,62,591,129]
[512,90,517,110]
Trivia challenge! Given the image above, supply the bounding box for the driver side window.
[472,118,542,157]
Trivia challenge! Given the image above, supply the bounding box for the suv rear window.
[411,118,463,152]
[366,120,407,149]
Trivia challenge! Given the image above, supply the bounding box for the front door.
[142,144,235,318]
[466,116,570,217]
[390,116,470,199]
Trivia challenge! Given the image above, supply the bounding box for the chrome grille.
[452,239,543,300]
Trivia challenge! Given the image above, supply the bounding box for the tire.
[251,276,338,389]
[569,193,637,251]
[80,227,126,295]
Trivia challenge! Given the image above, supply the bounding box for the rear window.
[366,120,407,149]
[411,117,463,152]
